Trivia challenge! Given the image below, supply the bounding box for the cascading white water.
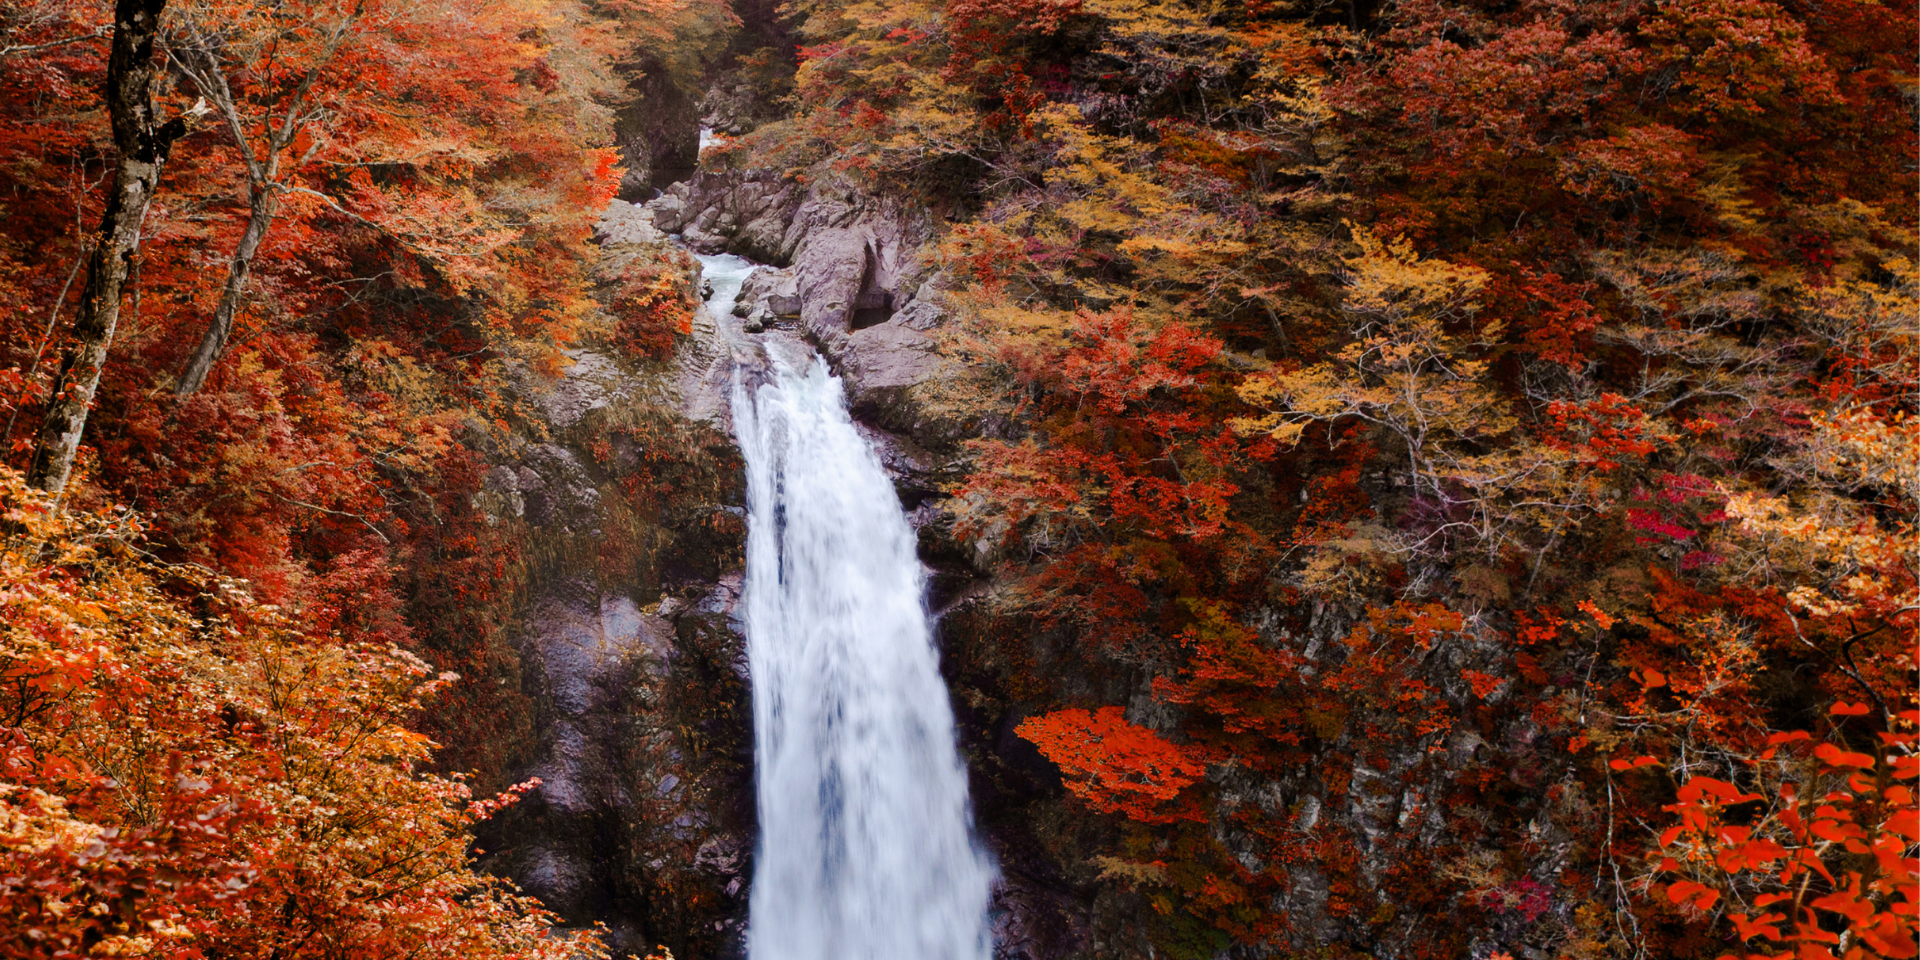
[696,251,758,319]
[731,345,995,960]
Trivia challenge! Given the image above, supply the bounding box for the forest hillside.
[2,0,1914,958]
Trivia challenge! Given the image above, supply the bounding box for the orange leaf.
[1887,808,1919,841]
[1729,912,1783,942]
[1667,880,1721,910]
[1814,743,1876,769]
[1577,599,1616,630]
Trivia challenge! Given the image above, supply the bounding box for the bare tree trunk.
[26,0,197,493]
[175,182,274,396]
[171,8,358,398]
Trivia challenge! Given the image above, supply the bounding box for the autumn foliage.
[4,0,1918,954]
[760,0,1917,955]
[1,0,712,953]
[1016,707,1205,823]
[0,468,599,959]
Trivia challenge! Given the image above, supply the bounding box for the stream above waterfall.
[694,251,758,322]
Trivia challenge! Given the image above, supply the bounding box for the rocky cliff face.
[464,216,756,959]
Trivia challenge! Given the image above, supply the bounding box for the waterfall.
[731,345,995,960]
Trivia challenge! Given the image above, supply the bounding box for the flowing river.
[707,253,995,960]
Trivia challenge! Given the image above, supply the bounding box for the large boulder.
[596,200,667,246]
[527,350,631,431]
[840,323,941,420]
[737,266,800,319]
[647,184,694,233]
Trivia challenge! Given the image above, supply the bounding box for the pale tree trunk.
[174,179,275,396]
[172,9,358,398]
[26,0,199,494]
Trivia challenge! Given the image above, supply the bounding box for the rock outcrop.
[644,170,958,443]
[468,220,754,957]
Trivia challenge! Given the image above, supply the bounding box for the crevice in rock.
[849,240,896,329]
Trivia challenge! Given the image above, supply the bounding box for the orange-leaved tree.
[1016,706,1206,824]
[1611,398,1919,960]
[0,466,602,960]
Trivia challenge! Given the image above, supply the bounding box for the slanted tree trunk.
[26,0,196,493]
[174,179,275,397]
[172,8,358,398]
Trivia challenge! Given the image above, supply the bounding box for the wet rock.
[470,250,755,957]
[736,266,799,320]
[851,420,941,502]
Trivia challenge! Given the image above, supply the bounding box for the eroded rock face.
[530,351,633,432]
[486,587,666,917]
[469,300,753,958]
[476,575,752,959]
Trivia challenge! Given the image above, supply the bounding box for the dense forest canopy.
[736,0,1917,953]
[2,0,1915,957]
